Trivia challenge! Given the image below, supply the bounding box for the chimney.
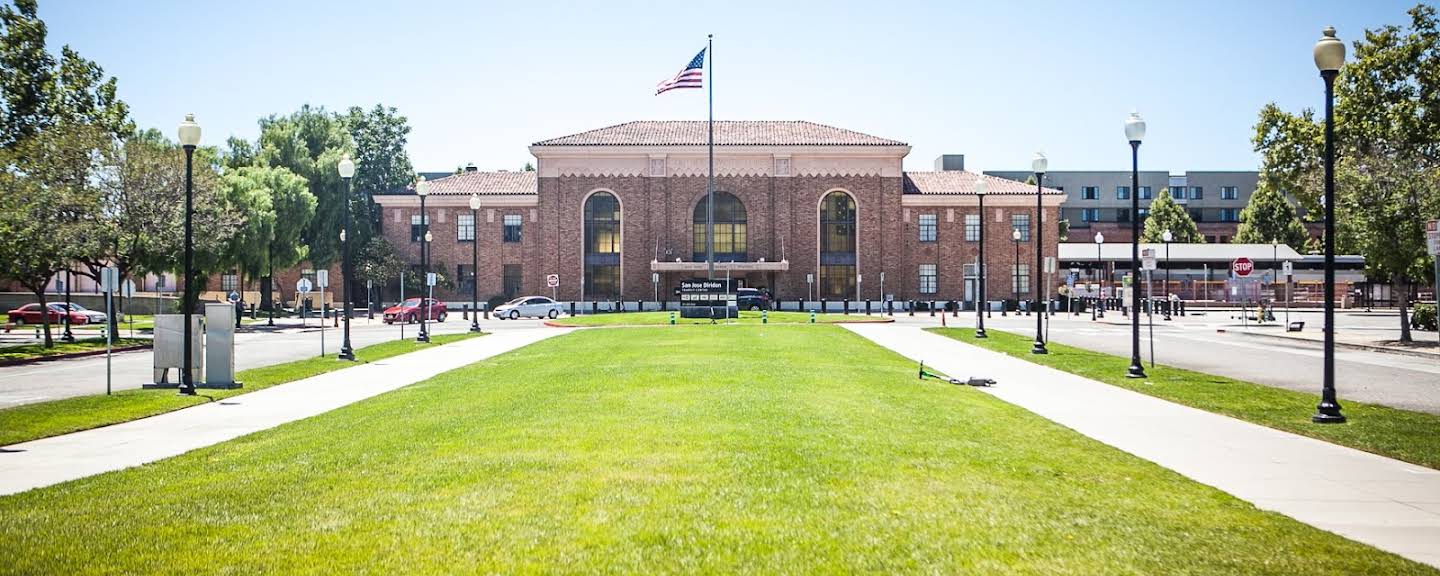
[465,163,478,172]
[934,155,965,171]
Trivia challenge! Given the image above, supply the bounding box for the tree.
[344,104,413,269]
[256,105,352,267]
[220,168,279,288]
[1141,190,1202,243]
[1233,181,1309,250]
[522,162,535,172]
[0,0,130,147]
[354,236,406,306]
[1252,4,1440,341]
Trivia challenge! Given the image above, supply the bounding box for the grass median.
[0,326,1429,574]
[547,309,891,327]
[929,327,1440,470]
[0,337,149,363]
[0,332,481,447]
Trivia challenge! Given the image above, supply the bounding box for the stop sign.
[1231,257,1255,277]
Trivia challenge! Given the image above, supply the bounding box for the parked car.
[493,296,564,320]
[5,303,106,325]
[382,298,447,324]
[737,288,771,311]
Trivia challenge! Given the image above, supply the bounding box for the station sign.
[678,279,736,307]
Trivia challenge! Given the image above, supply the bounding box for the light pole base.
[1126,363,1147,379]
[1031,342,1048,354]
[469,321,482,333]
[417,333,430,343]
[337,348,355,361]
[1312,403,1346,424]
[975,328,987,339]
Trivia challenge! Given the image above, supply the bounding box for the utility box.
[146,314,202,388]
[203,303,242,389]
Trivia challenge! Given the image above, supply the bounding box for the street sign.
[121,279,136,299]
[806,273,814,284]
[227,290,241,303]
[100,266,119,293]
[1141,248,1157,271]
[1231,257,1255,277]
[1282,260,1294,277]
[1427,219,1440,256]
[296,278,313,294]
[546,274,560,288]
[425,272,437,287]
[651,272,659,284]
[857,274,863,284]
[1044,256,1056,274]
[316,270,329,288]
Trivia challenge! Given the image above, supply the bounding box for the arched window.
[692,191,746,262]
[584,192,621,298]
[819,191,856,299]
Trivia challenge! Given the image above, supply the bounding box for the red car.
[383,298,447,324]
[6,303,106,325]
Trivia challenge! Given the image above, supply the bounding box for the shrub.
[1411,302,1437,331]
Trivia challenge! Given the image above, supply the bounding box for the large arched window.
[692,191,747,262]
[819,191,856,299]
[584,191,621,299]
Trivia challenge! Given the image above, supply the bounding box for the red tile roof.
[903,171,1063,195]
[533,120,907,147]
[415,170,537,196]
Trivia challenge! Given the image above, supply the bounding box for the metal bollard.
[865,300,871,315]
[591,301,598,314]
[929,301,935,317]
[569,301,576,317]
[669,311,676,325]
[762,309,768,324]
[843,299,850,315]
[810,310,816,323]
[909,300,915,316]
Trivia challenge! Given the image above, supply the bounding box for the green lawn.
[549,309,891,326]
[0,333,480,447]
[929,327,1440,470]
[0,326,1428,574]
[0,337,149,363]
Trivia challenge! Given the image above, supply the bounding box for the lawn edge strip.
[927,327,1440,471]
[0,342,153,367]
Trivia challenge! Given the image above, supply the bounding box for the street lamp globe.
[1095,232,1104,244]
[1031,152,1048,174]
[469,193,482,211]
[1012,228,1022,241]
[1162,229,1173,243]
[177,114,201,147]
[415,175,429,197]
[338,155,356,178]
[1124,111,1146,143]
[339,229,346,242]
[424,230,433,243]
[974,176,988,196]
[1314,26,1345,72]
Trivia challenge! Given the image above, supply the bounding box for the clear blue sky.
[39,0,1417,173]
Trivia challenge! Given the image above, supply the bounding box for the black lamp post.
[1012,227,1021,314]
[177,114,201,396]
[1124,111,1147,379]
[1093,232,1103,321]
[975,177,988,338]
[266,254,275,327]
[469,192,482,333]
[1163,229,1173,320]
[1313,26,1346,423]
[337,155,356,361]
[1031,152,1048,354]
[416,176,431,343]
[62,268,74,342]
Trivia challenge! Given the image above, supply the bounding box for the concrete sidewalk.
[845,323,1440,569]
[0,327,569,496]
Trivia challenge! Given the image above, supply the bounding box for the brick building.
[371,121,1063,305]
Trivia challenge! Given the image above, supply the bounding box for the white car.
[493,296,564,320]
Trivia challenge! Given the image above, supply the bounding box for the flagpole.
[706,33,715,280]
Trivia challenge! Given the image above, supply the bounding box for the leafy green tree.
[223,136,256,171]
[220,168,279,288]
[1141,190,1202,243]
[1252,4,1440,340]
[256,105,352,267]
[354,236,407,307]
[345,104,413,270]
[1233,181,1309,250]
[523,162,535,172]
[0,0,130,146]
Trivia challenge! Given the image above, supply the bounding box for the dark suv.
[736,288,771,311]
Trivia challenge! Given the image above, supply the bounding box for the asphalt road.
[897,309,1440,415]
[0,315,550,408]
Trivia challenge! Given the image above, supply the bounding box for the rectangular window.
[1081,186,1099,200]
[1171,187,1186,200]
[1219,208,1240,222]
[503,214,522,243]
[918,214,937,242]
[221,273,239,291]
[1138,208,1151,220]
[1081,208,1100,222]
[1190,186,1204,200]
[300,269,316,283]
[1116,186,1130,200]
[1221,186,1238,200]
[457,214,475,242]
[1012,263,1030,295]
[1139,186,1153,200]
[919,264,937,294]
[502,264,522,297]
[1011,213,1031,242]
[1117,208,1131,222]
[410,214,429,243]
[456,264,475,294]
[964,214,980,242]
[1190,209,1204,222]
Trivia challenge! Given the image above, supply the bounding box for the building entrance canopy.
[650,259,790,272]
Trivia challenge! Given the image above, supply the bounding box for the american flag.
[656,48,705,95]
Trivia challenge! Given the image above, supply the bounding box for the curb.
[0,343,153,367]
[1230,330,1438,359]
